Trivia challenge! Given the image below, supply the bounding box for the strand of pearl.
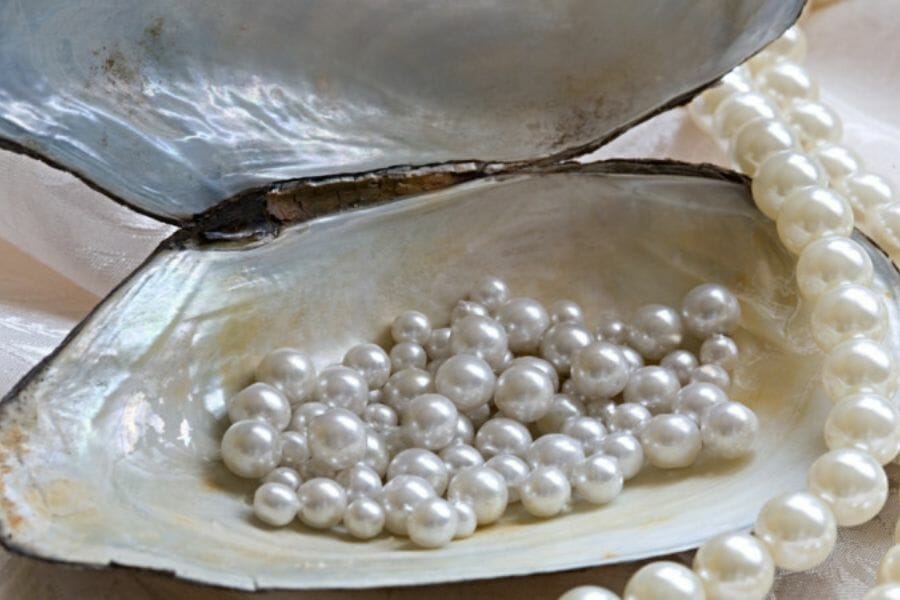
[561,25,900,600]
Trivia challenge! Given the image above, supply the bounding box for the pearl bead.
[874,202,900,256]
[692,533,774,600]
[796,236,874,299]
[585,399,617,423]
[384,426,410,458]
[730,117,798,176]
[263,466,302,490]
[700,401,759,459]
[363,402,398,433]
[476,417,533,458]
[689,67,754,132]
[776,186,854,254]
[822,338,896,401]
[299,458,337,482]
[468,276,510,312]
[641,414,702,469]
[222,419,283,478]
[228,383,291,431]
[756,61,818,106]
[540,322,594,376]
[447,466,509,525]
[253,482,301,527]
[497,297,551,354]
[313,366,369,415]
[435,354,495,412]
[425,327,453,361]
[391,310,432,345]
[335,464,383,501]
[609,402,652,435]
[280,430,310,469]
[812,143,864,181]
[343,496,385,539]
[807,448,888,527]
[628,304,683,360]
[485,454,530,503]
[752,150,827,220]
[289,401,328,432]
[785,100,842,150]
[403,393,458,450]
[453,414,475,445]
[675,382,728,423]
[681,283,742,338]
[297,478,347,529]
[388,448,449,495]
[558,585,621,600]
[571,454,623,505]
[390,342,428,371]
[878,545,900,584]
[837,173,895,228]
[745,49,780,76]
[624,561,705,600]
[615,349,642,375]
[700,335,739,371]
[383,368,434,413]
[661,349,699,385]
[440,444,485,477]
[343,343,391,389]
[602,432,644,480]
[812,284,888,350]
[526,433,586,474]
[537,394,587,434]
[408,497,458,548]
[451,300,490,322]
[511,356,560,391]
[520,466,571,518]
[451,315,508,369]
[466,403,492,429]
[380,475,436,535]
[308,408,368,470]
[363,431,390,477]
[825,393,900,465]
[691,364,732,390]
[863,584,900,600]
[256,348,317,405]
[754,491,836,571]
[571,341,630,400]
[550,300,585,324]
[562,417,608,455]
[623,366,681,414]
[494,365,555,422]
[595,315,630,345]
[769,25,807,62]
[713,92,779,139]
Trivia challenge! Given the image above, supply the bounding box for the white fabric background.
[1,1,898,597]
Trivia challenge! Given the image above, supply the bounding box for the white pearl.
[571,341,631,400]
[465,404,494,429]
[335,464,383,501]
[476,417,533,458]
[388,448,449,495]
[811,143,864,181]
[380,474,437,536]
[785,100,842,150]
[403,393,458,451]
[661,350,699,385]
[692,532,774,600]
[343,343,391,389]
[280,430,310,469]
[299,457,337,482]
[256,348,317,405]
[451,300,490,323]
[609,402,652,435]
[571,453,623,505]
[807,448,888,527]
[745,49,780,76]
[713,92,779,139]
[435,354,495,412]
[754,491,836,571]
[878,545,900,584]
[222,419,282,478]
[700,335,739,371]
[821,338,896,401]
[383,368,434,413]
[363,431,390,476]
[681,283,742,338]
[585,399,617,423]
[641,414,702,469]
[863,584,900,600]
[752,150,827,220]
[756,61,818,106]
[263,466,302,490]
[825,393,900,465]
[452,499,478,539]
[494,365,555,422]
[562,417,608,455]
[558,585,621,600]
[540,322,594,376]
[390,342,428,371]
[253,482,300,527]
[550,300,585,324]
[628,304,683,360]
[391,310,432,345]
[228,383,291,431]
[595,315,630,345]
[343,496,385,539]
[289,401,328,432]
[812,283,888,350]
[526,433,586,474]
[453,414,475,445]
[619,345,645,372]
[440,444,485,477]
[537,394,587,434]
[408,497,458,548]
[485,454,530,503]
[691,364,732,390]
[602,432,645,479]
[511,356,561,391]
[623,366,681,414]
[425,327,453,361]
[874,202,900,257]
[313,366,369,415]
[796,236,874,299]
[520,466,572,518]
[363,402,398,433]
[451,315,508,369]
[447,466,509,525]
[700,401,759,459]
[837,173,895,229]
[689,67,754,132]
[624,561,705,600]
[494,349,514,377]
[730,117,798,176]
[384,426,410,459]
[497,297,551,354]
[674,382,728,423]
[777,186,854,254]
[468,276,510,312]
[297,477,347,529]
[308,408,368,470]
[768,25,807,62]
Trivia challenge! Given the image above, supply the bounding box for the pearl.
[520,466,572,518]
[558,585,621,600]
[674,382,728,423]
[447,466,509,525]
[836,173,895,228]
[221,419,282,478]
[619,345,645,372]
[571,342,630,400]
[628,304,683,360]
[585,399,617,423]
[811,284,888,350]
[713,92,779,139]
[451,315,508,369]
[691,364,732,390]
[280,430,310,469]
[363,402,398,433]
[756,61,818,106]
[253,482,301,527]
[313,366,369,415]
[263,466,302,490]
[408,497,458,548]
[571,453,623,505]
[476,417,533,458]
[343,343,391,389]
[825,393,900,465]
[511,356,560,391]
[623,366,681,415]
[807,448,888,527]
[624,561,705,600]
[537,394,586,434]
[335,464,383,501]
[451,300,490,323]
[388,448,449,495]
[440,444,485,477]
[391,310,432,345]
[380,475,436,535]
[453,414,475,445]
[769,25,807,62]
[692,533,774,600]
[425,327,453,361]
[383,368,434,413]
[641,414,702,469]
[289,401,328,432]
[796,236,874,299]
[465,403,492,429]
[700,401,759,459]
[878,545,900,584]
[255,348,317,405]
[595,315,630,345]
[864,585,900,600]
[776,186,854,254]
[754,491,836,571]
[562,417,608,455]
[752,150,827,220]
[602,432,644,480]
[550,300,585,324]
[681,283,742,338]
[689,67,754,132]
[468,276,510,312]
[368,389,383,404]
[785,100,842,150]
[300,458,337,481]
[452,499,478,539]
[363,431,390,476]
[811,143,864,181]
[497,297,551,354]
[384,426,411,458]
[435,354,496,411]
[745,49,780,76]
[822,338,896,401]
[403,393,458,451]
[390,342,428,371]
[540,322,594,376]
[526,433,586,474]
[661,349,699,385]
[700,335,739,371]
[874,203,900,256]
[494,365,555,422]
[609,402,652,435]
[485,454,530,503]
[228,383,291,431]
[308,408,368,470]
[343,496,385,539]
[297,478,347,529]
[730,117,798,176]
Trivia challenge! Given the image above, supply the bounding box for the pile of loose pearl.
[561,24,900,600]
[219,275,757,549]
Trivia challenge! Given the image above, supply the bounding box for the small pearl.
[403,393,458,450]
[601,432,644,480]
[550,300,585,324]
[390,342,428,371]
[755,61,818,106]
[435,354,495,412]
[562,417,608,455]
[619,345,645,372]
[343,496,385,539]
[228,383,291,431]
[452,499,478,539]
[440,444,485,477]
[811,143,864,181]
[807,448,888,527]
[468,276,510,312]
[383,368,434,414]
[628,304,683,360]
[299,458,337,481]
[558,585,621,600]
[874,202,900,257]
[363,402,398,433]
[537,394,587,434]
[289,401,328,432]
[700,401,759,459]
[263,466,302,490]
[595,315,630,345]
[752,150,827,220]
[425,327,453,361]
[745,49,780,76]
[369,389,383,404]
[343,343,391,389]
[222,419,282,478]
[520,466,571,518]
[585,399,617,423]
[608,402,652,435]
[453,414,475,445]
[526,433,586,475]
[485,454,530,503]
[308,408,368,470]
[314,366,369,415]
[713,92,779,139]
[388,448,449,495]
[253,482,300,527]
[836,173,895,229]
[363,431,390,476]
[495,365,556,422]
[380,474,436,535]
[777,186,854,254]
[681,283,741,338]
[511,356,560,391]
[451,315,508,369]
[335,464,383,501]
[754,492,836,571]
[691,364,732,390]
[571,454,623,505]
[700,335,739,371]
[674,382,728,423]
[256,348,316,405]
[825,393,900,465]
[797,236,874,299]
[692,532,774,600]
[863,584,900,600]
[408,497,458,548]
[730,117,798,176]
[540,322,594,376]
[497,297,551,354]
[280,430,310,469]
[447,466,509,525]
[660,349,699,385]
[465,403,492,429]
[451,300,491,322]
[689,67,754,132]
[297,478,347,529]
[391,310,432,345]
[878,545,900,584]
[811,284,888,350]
[476,417,533,458]
[768,25,807,62]
[623,366,681,414]
[821,338,896,401]
[785,100,842,150]
[571,341,630,400]
[624,561,705,600]
[641,414,702,469]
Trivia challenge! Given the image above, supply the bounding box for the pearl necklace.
[561,24,900,600]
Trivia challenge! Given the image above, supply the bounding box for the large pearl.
[388,448,449,495]
[571,453,623,505]
[391,310,432,345]
[558,585,621,600]
[452,499,478,539]
[562,417,608,455]
[730,117,798,176]
[713,92,779,139]
[674,382,728,423]
[383,368,434,414]
[255,348,316,405]
[520,466,571,518]
[425,327,453,361]
[228,383,291,431]
[751,150,826,220]
[825,392,900,465]
[313,366,369,415]
[623,366,681,415]
[435,354,495,412]
[343,496,385,539]
[776,186,854,254]
[806,448,888,527]
[811,284,888,350]
[537,394,586,434]
[390,342,428,372]
[628,305,683,360]
[540,322,594,376]
[571,341,631,400]
[878,545,900,584]
[689,67,754,132]
[497,297,551,354]
[297,478,347,529]
[836,173,894,229]
[821,338,896,401]
[336,464,383,501]
[811,143,864,181]
[221,419,282,478]
[451,315,508,369]
[700,401,759,459]
[476,417,533,458]
[403,393,458,450]
[494,365,555,422]
[785,100,842,150]
[485,454,530,503]
[380,474,436,535]
[640,414,702,469]
[253,482,301,527]
[602,432,645,480]
[263,466,302,490]
[446,466,508,525]
[660,349,699,385]
[279,430,310,469]
[692,532,775,600]
[408,497,458,548]
[754,492,837,571]
[308,408,368,470]
[755,61,818,106]
[796,236,874,299]
[468,276,510,312]
[863,585,900,600]
[608,402,652,435]
[512,356,561,391]
[526,433,585,474]
[699,335,739,371]
[691,364,732,390]
[623,561,705,600]
[289,401,328,432]
[343,343,391,389]
[681,283,741,338]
